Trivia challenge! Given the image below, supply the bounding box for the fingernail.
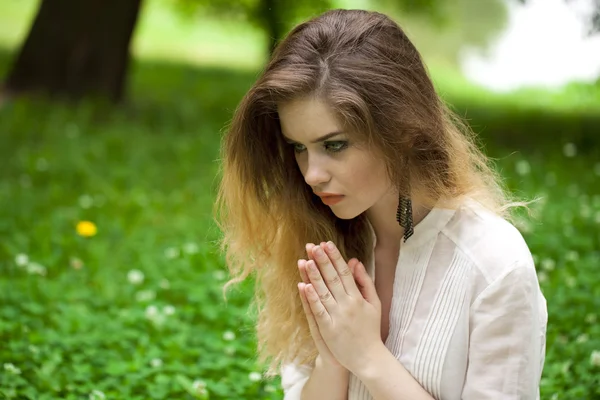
[326,241,335,251]
[313,246,324,256]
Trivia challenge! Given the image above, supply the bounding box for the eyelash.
[291,141,348,154]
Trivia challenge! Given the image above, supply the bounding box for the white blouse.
[280,197,548,400]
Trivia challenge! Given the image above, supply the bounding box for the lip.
[320,195,345,205]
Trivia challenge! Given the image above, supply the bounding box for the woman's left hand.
[297,241,383,373]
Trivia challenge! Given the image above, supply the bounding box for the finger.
[304,283,331,326]
[306,259,337,311]
[347,258,359,276]
[310,244,347,300]
[298,283,327,347]
[322,241,362,298]
[353,261,380,308]
[298,259,310,284]
[306,243,315,261]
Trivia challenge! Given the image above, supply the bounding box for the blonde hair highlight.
[214,9,536,376]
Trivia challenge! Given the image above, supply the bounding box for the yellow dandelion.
[76,221,97,237]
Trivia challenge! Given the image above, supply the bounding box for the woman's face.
[278,96,392,219]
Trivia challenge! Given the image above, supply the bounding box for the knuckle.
[315,309,328,319]
[319,291,332,303]
[325,274,341,287]
[339,267,353,277]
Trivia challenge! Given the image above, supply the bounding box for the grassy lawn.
[1,1,600,399]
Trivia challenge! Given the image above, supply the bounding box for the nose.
[301,154,330,188]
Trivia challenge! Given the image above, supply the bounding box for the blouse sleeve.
[280,361,313,399]
[462,262,548,400]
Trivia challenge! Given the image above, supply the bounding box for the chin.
[330,207,361,220]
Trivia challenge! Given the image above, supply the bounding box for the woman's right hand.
[298,242,362,369]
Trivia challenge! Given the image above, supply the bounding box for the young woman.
[215,8,547,400]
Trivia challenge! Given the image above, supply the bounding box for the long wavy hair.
[214,9,532,375]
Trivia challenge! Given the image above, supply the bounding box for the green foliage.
[0,46,600,397]
[165,0,509,58]
[1,0,600,398]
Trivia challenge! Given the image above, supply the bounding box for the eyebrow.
[282,131,345,144]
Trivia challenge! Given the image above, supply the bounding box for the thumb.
[354,260,380,306]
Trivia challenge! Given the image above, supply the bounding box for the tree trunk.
[258,0,283,56]
[3,0,142,102]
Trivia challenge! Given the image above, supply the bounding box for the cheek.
[348,157,388,193]
[295,155,307,176]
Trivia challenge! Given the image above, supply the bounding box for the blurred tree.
[3,0,142,102]
[177,0,455,56]
[0,0,513,103]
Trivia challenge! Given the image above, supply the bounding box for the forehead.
[277,96,343,141]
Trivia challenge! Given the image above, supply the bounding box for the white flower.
[135,290,156,303]
[127,269,144,285]
[163,305,175,316]
[590,350,600,367]
[223,330,236,341]
[537,271,548,283]
[70,257,84,270]
[515,160,531,176]
[565,251,579,262]
[224,346,236,356]
[576,334,589,344]
[212,270,227,281]
[78,194,94,209]
[563,142,577,157]
[248,371,263,382]
[585,313,597,324]
[15,253,29,267]
[89,389,106,400]
[3,363,21,375]
[540,258,555,271]
[192,379,208,396]
[145,305,159,319]
[150,358,163,368]
[561,360,571,375]
[145,305,166,326]
[26,262,47,276]
[183,242,199,255]
[264,384,276,392]
[164,247,180,259]
[580,205,592,219]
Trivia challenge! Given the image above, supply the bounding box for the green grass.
[1,1,600,399]
[1,48,599,399]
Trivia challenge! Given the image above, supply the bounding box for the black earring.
[396,195,414,242]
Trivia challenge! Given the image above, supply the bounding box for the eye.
[324,141,348,153]
[292,143,306,153]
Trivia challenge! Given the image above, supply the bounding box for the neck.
[365,187,431,249]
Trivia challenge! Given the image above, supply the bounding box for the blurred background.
[0,0,599,399]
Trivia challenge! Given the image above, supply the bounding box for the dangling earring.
[396,195,414,242]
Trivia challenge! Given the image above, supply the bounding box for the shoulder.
[440,197,535,286]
